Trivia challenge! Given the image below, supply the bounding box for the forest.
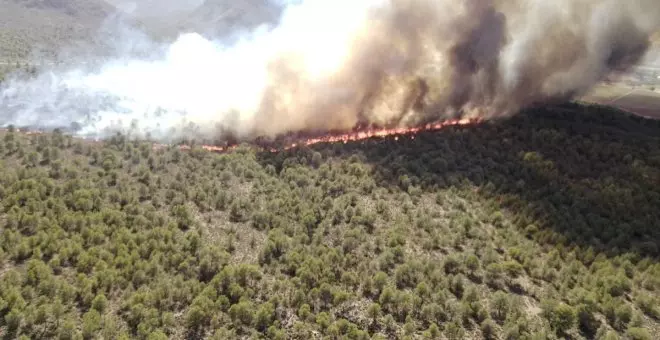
[0,102,659,339]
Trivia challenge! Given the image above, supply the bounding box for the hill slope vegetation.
[0,0,280,63]
[0,103,659,339]
[0,0,115,60]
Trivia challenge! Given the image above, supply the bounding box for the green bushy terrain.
[0,103,659,339]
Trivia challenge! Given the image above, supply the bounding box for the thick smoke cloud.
[1,0,659,142]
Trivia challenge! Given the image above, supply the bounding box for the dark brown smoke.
[238,0,660,139]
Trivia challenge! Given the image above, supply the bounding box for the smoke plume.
[1,0,659,142]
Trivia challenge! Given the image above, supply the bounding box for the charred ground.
[0,103,658,339]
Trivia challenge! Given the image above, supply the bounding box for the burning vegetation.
[1,0,659,142]
[160,117,482,154]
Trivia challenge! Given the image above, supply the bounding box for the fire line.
[162,117,480,154]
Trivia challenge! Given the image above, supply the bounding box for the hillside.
[0,0,116,60]
[109,0,281,41]
[181,0,280,38]
[0,0,281,80]
[0,103,658,339]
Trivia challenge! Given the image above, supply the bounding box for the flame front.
[164,117,481,154]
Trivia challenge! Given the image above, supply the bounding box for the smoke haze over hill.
[1,0,659,142]
[103,0,282,42]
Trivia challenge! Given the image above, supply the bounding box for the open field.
[580,84,660,119]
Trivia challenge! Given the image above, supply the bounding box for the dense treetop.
[0,103,658,339]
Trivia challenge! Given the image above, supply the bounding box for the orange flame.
[2,119,481,154]
[162,117,481,154]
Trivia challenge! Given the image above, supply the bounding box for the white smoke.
[1,0,384,141]
[1,0,659,142]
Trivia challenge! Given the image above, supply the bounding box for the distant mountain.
[102,0,205,17]
[0,0,118,59]
[181,0,281,38]
[106,0,282,41]
[0,0,282,68]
